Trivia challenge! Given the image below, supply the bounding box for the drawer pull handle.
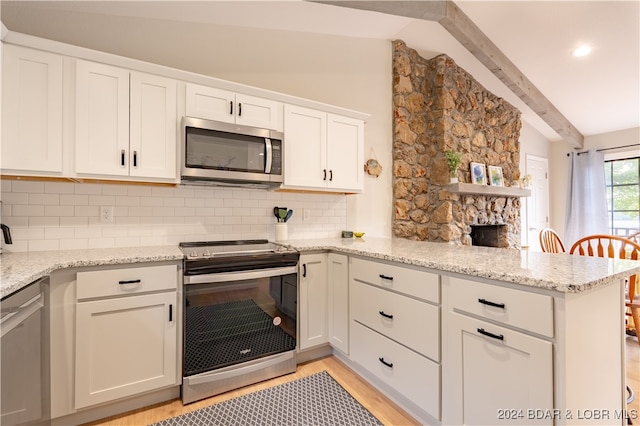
[118,279,141,285]
[478,298,505,309]
[378,357,393,368]
[302,264,307,278]
[477,328,504,341]
[379,274,393,281]
[379,310,394,319]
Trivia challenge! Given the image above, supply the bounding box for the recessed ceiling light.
[571,44,592,57]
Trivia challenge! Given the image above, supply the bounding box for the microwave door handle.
[264,138,273,173]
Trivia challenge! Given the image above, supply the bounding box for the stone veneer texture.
[392,40,522,248]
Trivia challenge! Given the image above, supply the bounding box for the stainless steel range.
[179,239,299,404]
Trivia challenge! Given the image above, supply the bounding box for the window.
[604,156,640,236]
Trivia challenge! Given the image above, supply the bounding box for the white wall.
[549,126,640,240]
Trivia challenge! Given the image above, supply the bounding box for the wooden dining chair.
[539,228,566,253]
[628,230,640,244]
[570,234,640,345]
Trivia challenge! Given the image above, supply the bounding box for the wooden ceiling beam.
[313,0,584,148]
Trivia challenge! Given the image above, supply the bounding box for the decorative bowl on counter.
[353,232,365,238]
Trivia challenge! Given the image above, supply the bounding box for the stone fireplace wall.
[392,40,523,248]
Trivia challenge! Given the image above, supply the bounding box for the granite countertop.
[1,246,183,299]
[3,237,640,299]
[282,237,640,293]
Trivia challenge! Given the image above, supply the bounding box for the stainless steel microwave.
[180,117,284,189]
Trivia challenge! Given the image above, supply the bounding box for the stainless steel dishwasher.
[1,276,49,426]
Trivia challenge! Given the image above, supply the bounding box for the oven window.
[184,273,296,376]
[185,127,266,173]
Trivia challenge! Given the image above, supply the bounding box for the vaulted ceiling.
[2,0,638,147]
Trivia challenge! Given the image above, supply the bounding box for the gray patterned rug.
[151,371,382,426]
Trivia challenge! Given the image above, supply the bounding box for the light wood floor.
[85,355,420,426]
[87,337,640,426]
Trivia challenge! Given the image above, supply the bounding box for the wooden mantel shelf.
[446,182,531,197]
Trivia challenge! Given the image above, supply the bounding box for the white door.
[235,94,282,131]
[185,83,235,123]
[446,312,553,425]
[2,45,63,173]
[75,291,177,409]
[327,253,349,354]
[129,72,177,180]
[298,253,328,349]
[327,114,364,192]
[283,105,327,189]
[75,60,129,176]
[525,155,550,251]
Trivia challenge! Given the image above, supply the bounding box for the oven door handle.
[184,266,297,284]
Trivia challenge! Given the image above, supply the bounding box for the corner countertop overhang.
[2,237,640,299]
[281,237,640,294]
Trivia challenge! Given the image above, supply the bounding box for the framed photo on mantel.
[470,162,487,185]
[488,166,504,187]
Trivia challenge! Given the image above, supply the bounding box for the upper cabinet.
[185,83,282,131]
[1,45,64,175]
[283,105,364,193]
[75,60,177,181]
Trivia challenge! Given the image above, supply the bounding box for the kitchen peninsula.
[1,238,638,425]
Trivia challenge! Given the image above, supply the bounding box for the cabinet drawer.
[76,265,177,300]
[351,321,440,420]
[448,277,553,337]
[352,281,439,361]
[351,258,439,303]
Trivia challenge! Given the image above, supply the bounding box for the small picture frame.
[470,162,487,185]
[488,166,504,187]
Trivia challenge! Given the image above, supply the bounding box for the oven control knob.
[203,249,211,257]
[189,251,198,258]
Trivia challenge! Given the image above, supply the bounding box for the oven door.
[182,266,297,403]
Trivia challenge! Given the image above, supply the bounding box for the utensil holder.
[275,223,288,242]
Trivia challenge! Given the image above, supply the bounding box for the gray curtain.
[565,151,609,245]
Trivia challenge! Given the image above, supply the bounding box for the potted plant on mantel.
[445,150,462,184]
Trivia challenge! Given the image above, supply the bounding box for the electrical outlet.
[303,209,310,221]
[100,206,114,224]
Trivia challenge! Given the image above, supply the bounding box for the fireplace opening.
[470,225,507,248]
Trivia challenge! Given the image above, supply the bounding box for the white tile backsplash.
[0,180,347,252]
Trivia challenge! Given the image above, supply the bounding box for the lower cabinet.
[74,265,178,409]
[351,321,441,418]
[327,253,349,354]
[298,253,328,350]
[445,312,553,425]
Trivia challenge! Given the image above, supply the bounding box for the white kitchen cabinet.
[185,83,282,131]
[75,60,177,180]
[327,253,349,354]
[74,265,178,409]
[283,104,364,193]
[446,311,553,425]
[350,257,441,420]
[442,276,554,425]
[2,44,64,174]
[298,253,328,350]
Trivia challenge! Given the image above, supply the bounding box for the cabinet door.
[326,114,364,192]
[2,45,63,173]
[129,72,177,180]
[185,83,234,123]
[327,253,349,354]
[75,291,177,409]
[299,253,328,350]
[444,312,553,425]
[283,104,327,189]
[75,60,130,176]
[235,93,282,131]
